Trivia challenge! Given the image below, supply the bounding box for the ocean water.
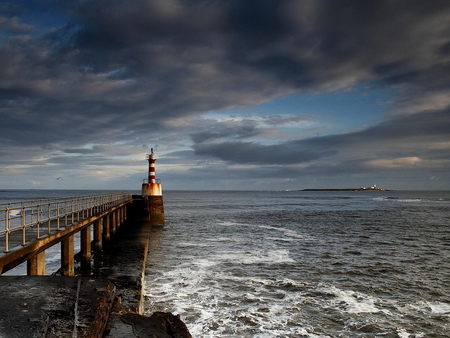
[142,190,450,338]
[1,189,449,337]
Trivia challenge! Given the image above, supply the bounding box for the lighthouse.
[141,148,165,225]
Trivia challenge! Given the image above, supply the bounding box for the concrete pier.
[0,276,115,338]
[0,198,191,338]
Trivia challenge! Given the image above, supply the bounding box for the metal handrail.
[142,179,161,184]
[0,192,132,253]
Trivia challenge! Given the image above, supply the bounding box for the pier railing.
[0,192,132,253]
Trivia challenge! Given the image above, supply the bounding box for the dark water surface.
[143,190,450,337]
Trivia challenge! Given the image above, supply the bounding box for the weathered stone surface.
[105,312,192,338]
[0,276,115,338]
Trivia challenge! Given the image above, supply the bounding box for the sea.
[1,189,449,337]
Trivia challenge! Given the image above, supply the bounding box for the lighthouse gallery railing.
[0,192,132,253]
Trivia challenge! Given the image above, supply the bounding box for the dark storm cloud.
[1,0,450,188]
[190,119,260,143]
[2,0,450,132]
[194,141,337,165]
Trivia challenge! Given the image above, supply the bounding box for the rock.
[105,312,192,338]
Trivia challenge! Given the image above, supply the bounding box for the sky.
[1,0,450,191]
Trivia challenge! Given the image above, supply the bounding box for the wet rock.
[105,311,192,338]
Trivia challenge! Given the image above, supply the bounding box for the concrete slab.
[0,276,115,338]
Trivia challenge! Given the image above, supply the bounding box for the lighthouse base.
[141,183,165,225]
[147,195,165,225]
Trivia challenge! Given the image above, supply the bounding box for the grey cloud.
[193,108,450,165]
[262,115,312,126]
[190,120,259,143]
[194,141,336,165]
[2,0,450,131]
[0,15,34,34]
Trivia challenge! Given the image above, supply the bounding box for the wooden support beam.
[103,214,110,241]
[27,251,46,275]
[111,210,117,235]
[61,235,74,276]
[116,208,121,231]
[93,219,102,251]
[81,226,91,270]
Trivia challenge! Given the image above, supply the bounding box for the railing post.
[4,208,10,253]
[47,202,51,234]
[21,206,26,246]
[65,200,68,227]
[77,200,80,222]
[61,235,74,276]
[37,205,41,239]
[71,199,74,225]
[56,201,60,230]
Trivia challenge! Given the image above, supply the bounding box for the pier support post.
[111,210,117,234]
[93,219,102,251]
[61,235,74,276]
[103,214,110,241]
[27,251,46,275]
[116,208,122,230]
[81,226,91,270]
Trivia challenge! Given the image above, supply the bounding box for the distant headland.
[302,184,390,191]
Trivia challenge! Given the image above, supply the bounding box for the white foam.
[177,241,210,248]
[396,199,423,202]
[373,196,424,203]
[215,249,295,265]
[259,225,315,240]
[428,302,450,314]
[396,328,425,338]
[323,286,385,314]
[372,196,390,201]
[216,221,239,227]
[144,262,311,337]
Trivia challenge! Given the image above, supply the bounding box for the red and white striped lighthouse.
[148,148,156,183]
[141,148,165,224]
